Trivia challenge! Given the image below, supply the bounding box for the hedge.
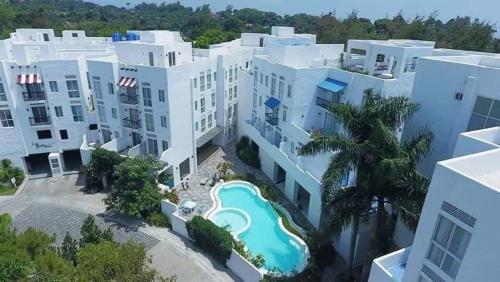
[186,216,234,264]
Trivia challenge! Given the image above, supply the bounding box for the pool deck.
[175,144,314,231]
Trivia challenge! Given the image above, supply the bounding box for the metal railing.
[29,116,51,126]
[265,112,278,126]
[122,117,141,129]
[22,91,45,101]
[119,93,139,105]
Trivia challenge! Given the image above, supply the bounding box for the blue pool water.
[211,182,307,273]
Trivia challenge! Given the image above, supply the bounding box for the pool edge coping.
[205,180,310,274]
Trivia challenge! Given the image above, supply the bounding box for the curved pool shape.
[207,181,308,273]
[210,208,251,234]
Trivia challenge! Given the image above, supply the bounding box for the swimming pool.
[207,181,309,273]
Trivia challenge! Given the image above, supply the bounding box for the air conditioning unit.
[455,92,464,100]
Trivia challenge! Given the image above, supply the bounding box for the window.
[229,68,233,83]
[260,73,263,84]
[97,105,107,123]
[229,88,233,101]
[259,96,262,106]
[201,118,206,133]
[114,131,120,138]
[254,71,258,86]
[234,85,238,98]
[193,78,197,88]
[49,81,58,92]
[195,122,198,131]
[93,77,102,98]
[253,91,257,108]
[200,74,205,92]
[228,105,232,118]
[59,129,68,140]
[147,138,158,156]
[233,103,237,118]
[145,113,155,131]
[54,106,63,117]
[43,33,49,41]
[426,215,471,279]
[234,66,238,81]
[168,51,176,66]
[158,90,165,102]
[66,80,80,98]
[208,114,213,128]
[143,87,152,107]
[376,54,385,62]
[71,105,84,122]
[160,115,167,127]
[111,107,117,119]
[37,130,52,139]
[200,98,206,113]
[107,82,114,94]
[265,75,269,87]
[0,109,14,127]
[148,52,154,66]
[0,83,5,101]
[271,74,276,96]
[162,140,169,151]
[287,84,292,98]
[211,93,216,107]
[278,77,284,99]
[207,72,212,89]
[213,72,216,81]
[468,96,500,131]
[282,109,287,122]
[194,101,198,111]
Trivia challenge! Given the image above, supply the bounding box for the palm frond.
[402,125,434,164]
[300,133,359,157]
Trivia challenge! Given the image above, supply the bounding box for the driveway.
[0,174,238,282]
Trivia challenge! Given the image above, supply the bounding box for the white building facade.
[369,126,500,282]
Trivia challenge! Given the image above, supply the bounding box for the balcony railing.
[123,118,141,129]
[265,112,278,126]
[23,91,45,101]
[29,116,51,126]
[316,96,334,110]
[119,93,139,105]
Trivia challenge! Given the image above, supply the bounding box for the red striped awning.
[17,74,42,84]
[117,77,137,88]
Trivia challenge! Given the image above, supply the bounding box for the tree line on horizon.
[0,0,498,52]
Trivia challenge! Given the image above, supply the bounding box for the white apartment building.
[402,53,500,176]
[237,26,435,265]
[0,29,113,177]
[86,30,255,187]
[369,126,500,282]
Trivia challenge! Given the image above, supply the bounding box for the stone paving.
[176,144,314,231]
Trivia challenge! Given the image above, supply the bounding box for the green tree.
[300,90,433,275]
[79,215,113,248]
[105,156,164,218]
[59,232,78,266]
[84,148,124,192]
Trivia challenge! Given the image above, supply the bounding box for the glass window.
[143,87,152,107]
[111,107,117,119]
[200,98,205,113]
[158,90,165,102]
[98,105,107,123]
[107,82,114,94]
[0,109,14,127]
[208,114,213,127]
[160,116,167,127]
[49,81,58,92]
[271,75,276,96]
[147,138,158,156]
[489,100,500,119]
[433,216,454,247]
[71,105,84,122]
[93,77,102,98]
[448,225,471,259]
[201,118,206,133]
[193,78,197,88]
[54,106,63,117]
[254,71,258,86]
[0,83,5,101]
[253,92,257,108]
[234,85,237,98]
[66,80,80,98]
[162,141,169,151]
[145,113,155,131]
[468,96,500,131]
[211,93,216,107]
[473,96,492,115]
[287,84,292,98]
[60,129,68,140]
[207,72,212,89]
[200,74,205,91]
[278,78,284,99]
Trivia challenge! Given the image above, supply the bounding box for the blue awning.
[264,97,281,109]
[318,78,348,93]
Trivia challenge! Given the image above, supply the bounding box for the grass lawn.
[0,186,17,196]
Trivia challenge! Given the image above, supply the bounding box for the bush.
[164,189,179,204]
[146,212,170,228]
[0,159,25,189]
[186,216,234,264]
[236,136,260,169]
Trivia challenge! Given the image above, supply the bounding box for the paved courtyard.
[0,174,238,282]
[176,144,314,230]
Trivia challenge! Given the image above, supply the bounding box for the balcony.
[316,96,334,110]
[29,116,51,126]
[23,91,45,101]
[368,247,410,282]
[119,93,139,105]
[265,112,278,126]
[122,118,141,129]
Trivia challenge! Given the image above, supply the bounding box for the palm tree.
[300,90,433,275]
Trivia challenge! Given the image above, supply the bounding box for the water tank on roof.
[112,32,122,42]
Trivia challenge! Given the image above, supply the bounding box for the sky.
[90,0,499,28]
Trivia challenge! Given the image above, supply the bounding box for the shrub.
[0,159,25,189]
[186,216,234,264]
[164,189,179,204]
[146,212,170,228]
[236,136,260,169]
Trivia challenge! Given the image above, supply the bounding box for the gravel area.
[12,204,159,250]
